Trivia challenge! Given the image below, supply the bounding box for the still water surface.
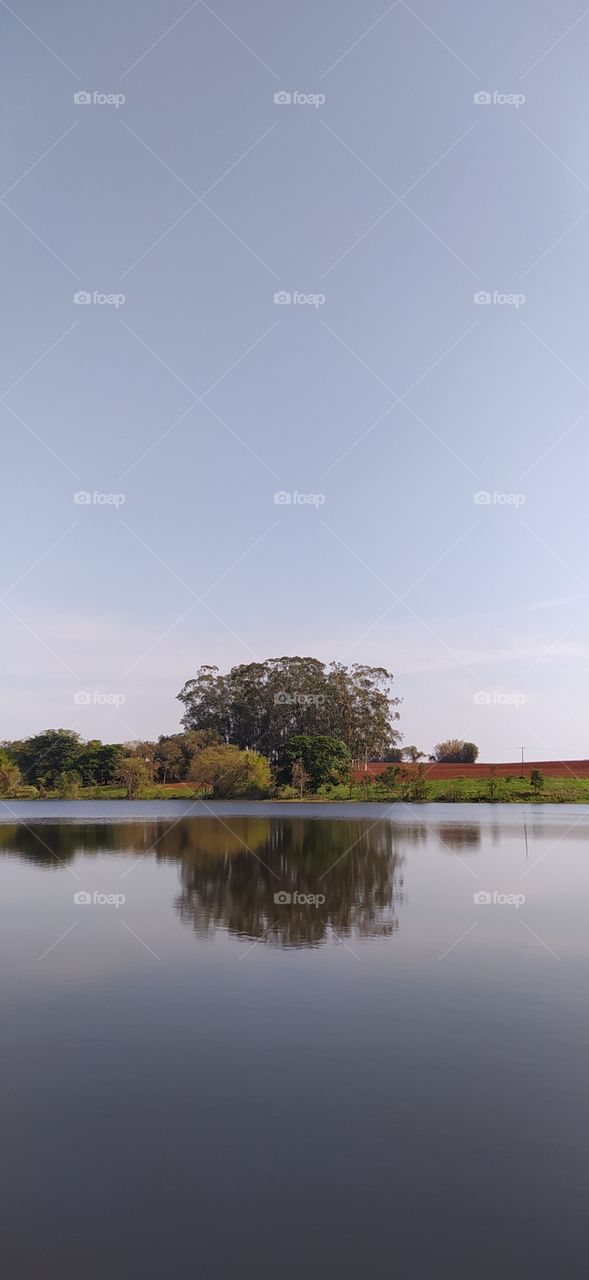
[1,801,588,1278]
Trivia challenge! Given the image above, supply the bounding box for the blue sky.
[1,0,589,760]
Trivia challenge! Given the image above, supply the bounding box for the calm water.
[2,801,589,1279]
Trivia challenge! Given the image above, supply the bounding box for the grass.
[4,777,589,804]
[317,776,589,804]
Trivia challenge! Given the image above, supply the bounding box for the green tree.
[118,758,151,799]
[177,657,401,760]
[76,741,124,786]
[189,745,271,798]
[434,739,479,764]
[403,746,426,763]
[0,750,22,796]
[57,770,82,799]
[402,765,430,802]
[14,729,82,787]
[282,735,352,792]
[379,765,402,794]
[530,769,545,795]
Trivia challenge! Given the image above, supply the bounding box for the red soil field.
[160,760,589,787]
[353,761,589,780]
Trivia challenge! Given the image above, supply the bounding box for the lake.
[2,800,589,1278]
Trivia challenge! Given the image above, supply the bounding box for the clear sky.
[1,0,588,760]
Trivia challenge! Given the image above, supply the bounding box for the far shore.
[4,771,589,805]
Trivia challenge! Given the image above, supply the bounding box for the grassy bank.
[3,776,589,803]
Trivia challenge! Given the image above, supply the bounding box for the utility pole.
[520,745,525,778]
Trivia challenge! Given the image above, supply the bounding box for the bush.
[190,745,271,798]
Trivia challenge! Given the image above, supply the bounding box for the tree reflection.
[173,818,404,948]
[0,816,408,949]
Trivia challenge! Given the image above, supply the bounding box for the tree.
[434,739,479,764]
[0,750,21,796]
[76,741,124,786]
[155,737,185,783]
[291,760,310,799]
[189,745,271,798]
[282,735,352,792]
[379,765,402,794]
[403,746,425,763]
[124,740,158,780]
[177,657,401,760]
[530,769,545,795]
[57,770,82,799]
[13,729,82,787]
[402,764,430,802]
[118,758,151,799]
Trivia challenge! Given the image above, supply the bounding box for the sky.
[1,0,589,761]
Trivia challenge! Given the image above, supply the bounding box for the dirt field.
[354,760,589,780]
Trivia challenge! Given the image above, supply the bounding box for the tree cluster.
[177,657,401,760]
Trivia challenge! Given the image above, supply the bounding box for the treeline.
[0,728,224,798]
[0,656,479,800]
[177,657,401,758]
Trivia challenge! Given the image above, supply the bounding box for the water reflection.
[0,817,405,948]
[0,812,575,948]
[174,819,404,947]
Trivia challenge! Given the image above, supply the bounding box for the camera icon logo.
[74,91,92,105]
[473,891,492,905]
[74,891,92,905]
[74,291,92,304]
[274,92,292,105]
[473,491,491,505]
[473,91,492,105]
[474,691,492,705]
[274,891,292,905]
[273,491,292,504]
[474,290,492,305]
[74,491,92,504]
[273,291,292,304]
[73,691,92,705]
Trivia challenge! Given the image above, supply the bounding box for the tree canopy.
[177,657,401,760]
[282,735,352,791]
[434,739,479,764]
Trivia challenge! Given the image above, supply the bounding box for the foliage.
[403,746,426,763]
[189,745,271,798]
[57,770,82,799]
[379,765,402,793]
[282,735,352,791]
[177,657,401,760]
[12,729,83,787]
[434,739,479,764]
[401,765,430,802]
[118,758,151,799]
[530,769,545,794]
[0,750,21,796]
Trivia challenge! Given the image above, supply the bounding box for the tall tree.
[178,657,401,760]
